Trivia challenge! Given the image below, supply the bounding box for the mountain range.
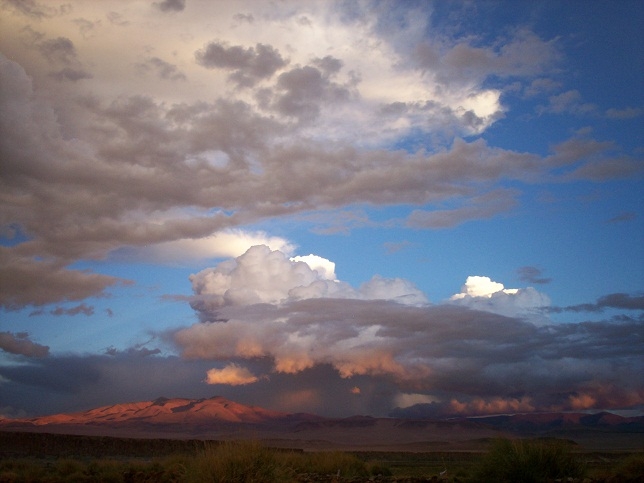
[2,396,642,451]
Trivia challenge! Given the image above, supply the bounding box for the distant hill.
[2,396,642,451]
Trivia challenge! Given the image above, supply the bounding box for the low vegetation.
[471,438,587,483]
[0,432,642,482]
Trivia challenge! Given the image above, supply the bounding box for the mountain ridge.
[2,396,642,451]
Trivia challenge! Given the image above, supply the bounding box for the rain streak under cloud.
[0,0,643,418]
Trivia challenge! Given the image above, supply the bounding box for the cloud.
[173,297,643,415]
[154,0,185,13]
[113,229,295,265]
[0,3,639,312]
[3,0,59,19]
[0,332,49,358]
[205,364,260,386]
[549,293,644,313]
[49,67,93,82]
[606,107,643,119]
[196,41,288,87]
[38,37,78,65]
[290,254,337,280]
[517,266,551,285]
[449,276,550,322]
[539,89,597,115]
[188,246,427,320]
[44,303,95,317]
[170,248,640,416]
[136,57,186,81]
[406,189,518,229]
[606,212,636,223]
[0,252,128,310]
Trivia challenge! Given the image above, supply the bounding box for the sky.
[0,0,643,419]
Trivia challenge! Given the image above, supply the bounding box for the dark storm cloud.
[0,331,49,358]
[174,293,644,416]
[153,0,185,13]
[517,266,552,285]
[195,41,288,87]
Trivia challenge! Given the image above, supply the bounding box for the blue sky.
[1,0,642,419]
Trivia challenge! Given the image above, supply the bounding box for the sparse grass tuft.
[472,438,586,483]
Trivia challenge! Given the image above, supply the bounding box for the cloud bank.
[167,246,644,416]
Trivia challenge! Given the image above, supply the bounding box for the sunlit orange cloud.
[567,385,644,411]
[204,363,260,386]
[449,396,535,415]
[332,351,413,379]
[273,353,315,374]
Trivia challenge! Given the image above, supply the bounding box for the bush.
[472,438,586,483]
[185,440,284,483]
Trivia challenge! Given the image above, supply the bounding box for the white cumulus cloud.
[449,275,550,322]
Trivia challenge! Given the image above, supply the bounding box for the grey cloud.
[383,240,412,254]
[4,0,58,19]
[106,11,129,26]
[29,304,95,317]
[415,29,560,87]
[154,0,185,12]
[0,50,637,307]
[607,212,636,223]
[517,266,551,285]
[137,57,186,81]
[548,292,644,314]
[406,189,518,229]
[597,293,644,311]
[312,56,343,76]
[539,89,597,116]
[565,156,643,181]
[49,67,93,82]
[73,18,100,38]
[270,65,352,121]
[524,77,561,97]
[38,37,78,65]
[173,297,644,415]
[50,303,95,317]
[195,41,287,87]
[606,107,643,119]
[232,13,254,24]
[0,331,49,358]
[0,252,127,310]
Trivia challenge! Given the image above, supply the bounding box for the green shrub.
[472,438,586,483]
[185,440,284,483]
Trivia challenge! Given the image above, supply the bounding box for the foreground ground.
[0,431,642,482]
